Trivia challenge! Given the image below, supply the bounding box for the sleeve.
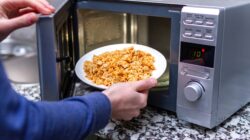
[0,61,111,140]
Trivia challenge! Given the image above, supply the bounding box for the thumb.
[133,78,157,91]
[4,13,38,33]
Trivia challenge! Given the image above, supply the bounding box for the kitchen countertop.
[13,84,250,140]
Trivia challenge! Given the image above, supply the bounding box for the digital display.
[180,42,215,68]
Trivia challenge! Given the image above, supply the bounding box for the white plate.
[75,43,167,89]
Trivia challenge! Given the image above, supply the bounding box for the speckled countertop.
[13,84,250,140]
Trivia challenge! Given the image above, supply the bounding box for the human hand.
[0,0,55,41]
[103,78,157,121]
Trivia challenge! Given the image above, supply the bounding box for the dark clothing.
[0,61,111,140]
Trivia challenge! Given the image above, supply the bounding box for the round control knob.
[184,82,203,102]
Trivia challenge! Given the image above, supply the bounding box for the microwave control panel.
[180,6,220,46]
[179,6,220,69]
[178,7,220,109]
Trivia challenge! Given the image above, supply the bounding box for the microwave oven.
[37,0,250,128]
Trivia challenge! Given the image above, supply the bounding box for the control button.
[194,33,202,38]
[195,20,203,25]
[184,82,203,102]
[205,21,214,26]
[204,34,213,40]
[184,31,192,37]
[184,19,194,24]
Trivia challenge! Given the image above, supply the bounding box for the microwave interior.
[77,9,171,90]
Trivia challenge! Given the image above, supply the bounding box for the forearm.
[34,93,111,140]
[0,83,111,140]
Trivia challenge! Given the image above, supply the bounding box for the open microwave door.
[37,0,79,101]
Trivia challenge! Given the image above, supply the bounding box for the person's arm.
[0,61,111,140]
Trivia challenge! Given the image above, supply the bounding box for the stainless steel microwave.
[37,0,250,128]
